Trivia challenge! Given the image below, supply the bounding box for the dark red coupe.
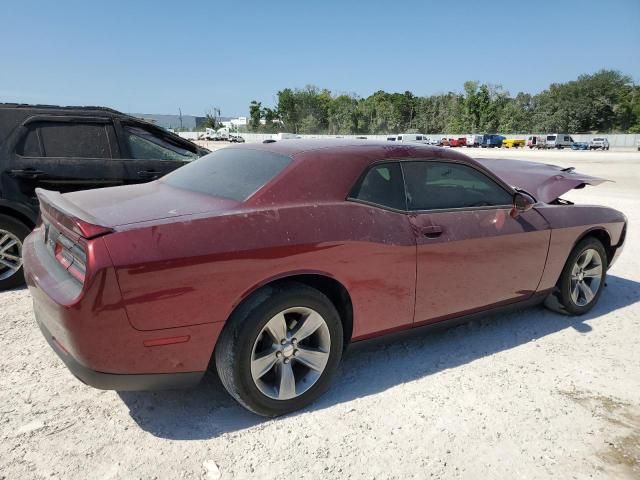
[23,140,626,416]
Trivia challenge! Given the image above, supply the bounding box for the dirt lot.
[1,148,639,479]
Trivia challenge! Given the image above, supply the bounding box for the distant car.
[229,135,245,143]
[589,138,609,150]
[440,138,450,147]
[571,142,590,150]
[23,140,627,417]
[0,103,208,290]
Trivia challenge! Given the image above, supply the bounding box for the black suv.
[0,103,209,290]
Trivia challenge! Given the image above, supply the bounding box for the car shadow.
[118,274,640,440]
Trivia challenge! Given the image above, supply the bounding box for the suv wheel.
[0,215,31,290]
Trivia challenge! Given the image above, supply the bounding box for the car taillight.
[49,228,87,283]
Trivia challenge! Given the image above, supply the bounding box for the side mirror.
[511,191,535,217]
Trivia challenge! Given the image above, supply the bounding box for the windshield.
[162,148,292,201]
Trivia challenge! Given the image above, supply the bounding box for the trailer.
[502,138,525,148]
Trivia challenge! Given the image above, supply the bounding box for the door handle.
[137,170,162,179]
[9,168,45,179]
[421,225,443,238]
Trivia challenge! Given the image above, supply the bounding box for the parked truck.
[526,135,546,149]
[480,134,505,148]
[448,137,467,147]
[466,134,484,147]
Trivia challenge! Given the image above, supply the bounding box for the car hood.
[476,158,608,203]
[61,181,238,228]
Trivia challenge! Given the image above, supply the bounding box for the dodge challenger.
[23,140,627,416]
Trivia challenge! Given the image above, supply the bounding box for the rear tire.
[0,215,31,291]
[215,281,344,417]
[546,237,608,315]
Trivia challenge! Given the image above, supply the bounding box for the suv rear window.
[39,122,111,158]
[163,148,291,201]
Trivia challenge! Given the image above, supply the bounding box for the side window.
[123,126,198,162]
[16,126,42,156]
[403,161,513,211]
[39,122,112,158]
[350,162,406,210]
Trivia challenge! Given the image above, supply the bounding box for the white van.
[396,133,429,143]
[546,134,574,149]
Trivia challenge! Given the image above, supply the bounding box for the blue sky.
[2,0,639,117]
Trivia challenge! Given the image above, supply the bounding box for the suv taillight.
[46,225,87,283]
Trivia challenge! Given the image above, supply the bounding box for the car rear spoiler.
[36,188,113,239]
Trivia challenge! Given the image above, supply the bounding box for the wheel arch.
[0,203,37,229]
[228,271,354,347]
[573,227,614,266]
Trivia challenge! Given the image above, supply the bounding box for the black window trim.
[347,160,408,213]
[116,119,199,160]
[347,157,516,215]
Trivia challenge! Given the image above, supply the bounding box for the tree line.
[247,70,640,135]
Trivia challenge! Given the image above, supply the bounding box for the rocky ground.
[1,149,638,479]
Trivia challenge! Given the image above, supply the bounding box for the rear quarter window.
[162,148,291,201]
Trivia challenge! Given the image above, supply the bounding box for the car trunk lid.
[476,158,608,203]
[50,181,239,229]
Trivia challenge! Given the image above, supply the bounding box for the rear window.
[162,148,291,201]
[593,138,604,141]
[547,135,556,141]
[41,122,111,158]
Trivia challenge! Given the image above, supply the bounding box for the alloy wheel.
[570,248,603,307]
[0,230,23,281]
[250,306,331,400]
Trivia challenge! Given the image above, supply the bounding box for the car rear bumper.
[23,226,221,387]
[37,318,204,390]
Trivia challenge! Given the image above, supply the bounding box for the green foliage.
[248,70,640,134]
[249,100,262,132]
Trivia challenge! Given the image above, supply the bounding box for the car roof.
[233,139,501,207]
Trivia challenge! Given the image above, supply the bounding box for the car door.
[5,115,125,207]
[347,161,417,335]
[402,160,550,325]
[114,120,200,183]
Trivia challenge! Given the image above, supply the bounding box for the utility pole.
[179,108,183,130]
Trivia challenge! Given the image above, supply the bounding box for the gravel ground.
[1,149,639,480]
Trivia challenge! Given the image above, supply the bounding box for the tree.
[249,100,262,131]
[250,70,640,135]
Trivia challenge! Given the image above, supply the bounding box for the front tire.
[547,237,608,315]
[0,215,31,291]
[215,282,344,417]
